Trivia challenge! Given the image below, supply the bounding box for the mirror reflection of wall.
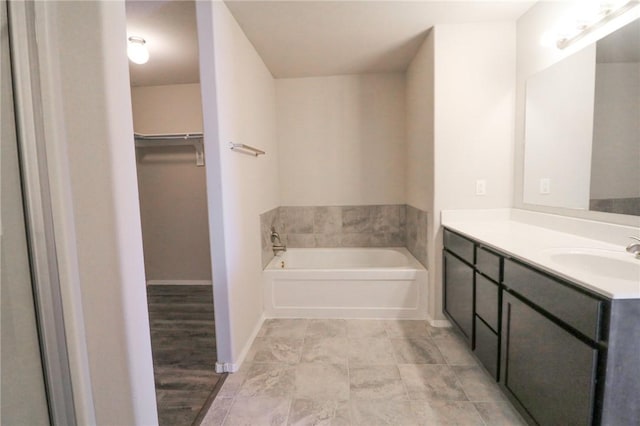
[522,17,640,217]
[589,19,640,216]
[523,45,596,210]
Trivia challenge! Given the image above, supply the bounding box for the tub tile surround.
[260,204,428,267]
[260,207,281,268]
[406,205,429,267]
[590,197,640,216]
[200,319,525,426]
[282,204,407,248]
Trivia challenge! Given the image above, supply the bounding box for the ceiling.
[126,0,535,86]
[226,1,535,78]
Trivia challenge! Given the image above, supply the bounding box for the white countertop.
[441,209,640,299]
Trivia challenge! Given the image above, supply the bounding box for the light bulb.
[127,36,149,64]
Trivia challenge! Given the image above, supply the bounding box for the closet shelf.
[134,132,204,166]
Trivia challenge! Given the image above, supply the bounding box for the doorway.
[125,1,224,424]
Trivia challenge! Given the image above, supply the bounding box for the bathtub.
[263,247,427,319]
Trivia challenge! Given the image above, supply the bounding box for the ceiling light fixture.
[555,0,639,49]
[127,36,149,64]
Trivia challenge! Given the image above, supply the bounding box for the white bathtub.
[263,247,428,319]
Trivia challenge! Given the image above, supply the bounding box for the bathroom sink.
[543,248,640,282]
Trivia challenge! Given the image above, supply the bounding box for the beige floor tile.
[247,337,304,364]
[432,334,477,365]
[200,397,233,426]
[300,337,348,364]
[346,320,386,338]
[410,400,484,425]
[348,338,396,365]
[295,362,349,401]
[287,399,337,426]
[217,368,249,398]
[306,319,348,338]
[349,365,407,400]
[425,324,456,338]
[451,365,505,402]
[202,318,524,426]
[259,319,309,338]
[349,400,419,425]
[399,364,468,401]
[383,320,430,339]
[390,337,446,364]
[224,397,291,426]
[238,363,296,398]
[332,401,351,426]
[474,401,527,425]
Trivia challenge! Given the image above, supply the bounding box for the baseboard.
[215,362,234,374]
[147,280,212,286]
[427,316,452,328]
[215,313,265,373]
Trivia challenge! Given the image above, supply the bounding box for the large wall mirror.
[523,17,639,216]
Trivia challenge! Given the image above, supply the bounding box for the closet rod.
[134,132,203,140]
[134,132,205,166]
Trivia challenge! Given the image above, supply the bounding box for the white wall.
[523,45,595,209]
[276,74,406,206]
[131,84,203,134]
[25,1,157,423]
[515,1,640,225]
[406,32,434,213]
[431,22,516,320]
[405,32,435,320]
[197,1,279,368]
[132,84,212,282]
[591,62,640,199]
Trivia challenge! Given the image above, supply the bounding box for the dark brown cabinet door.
[501,293,598,426]
[474,316,499,379]
[444,251,474,341]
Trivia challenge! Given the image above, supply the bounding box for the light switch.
[539,178,551,194]
[476,179,486,196]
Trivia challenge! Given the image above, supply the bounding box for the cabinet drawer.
[474,316,498,379]
[475,273,499,331]
[444,229,474,264]
[476,246,501,282]
[503,259,602,341]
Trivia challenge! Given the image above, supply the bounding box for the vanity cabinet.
[442,226,640,425]
[443,251,474,340]
[474,273,500,378]
[501,291,599,425]
[443,229,501,378]
[443,230,475,341]
[501,258,605,425]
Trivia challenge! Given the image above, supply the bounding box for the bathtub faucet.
[270,227,287,255]
[627,236,640,259]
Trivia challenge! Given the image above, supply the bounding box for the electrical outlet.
[539,178,551,194]
[476,179,486,196]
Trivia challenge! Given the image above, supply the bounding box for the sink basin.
[544,248,640,282]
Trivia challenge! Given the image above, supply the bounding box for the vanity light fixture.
[556,0,639,49]
[127,36,149,64]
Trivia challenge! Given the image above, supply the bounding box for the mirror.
[523,18,640,216]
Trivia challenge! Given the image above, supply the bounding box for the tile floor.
[200,319,526,425]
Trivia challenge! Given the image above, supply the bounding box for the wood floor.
[147,284,226,426]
